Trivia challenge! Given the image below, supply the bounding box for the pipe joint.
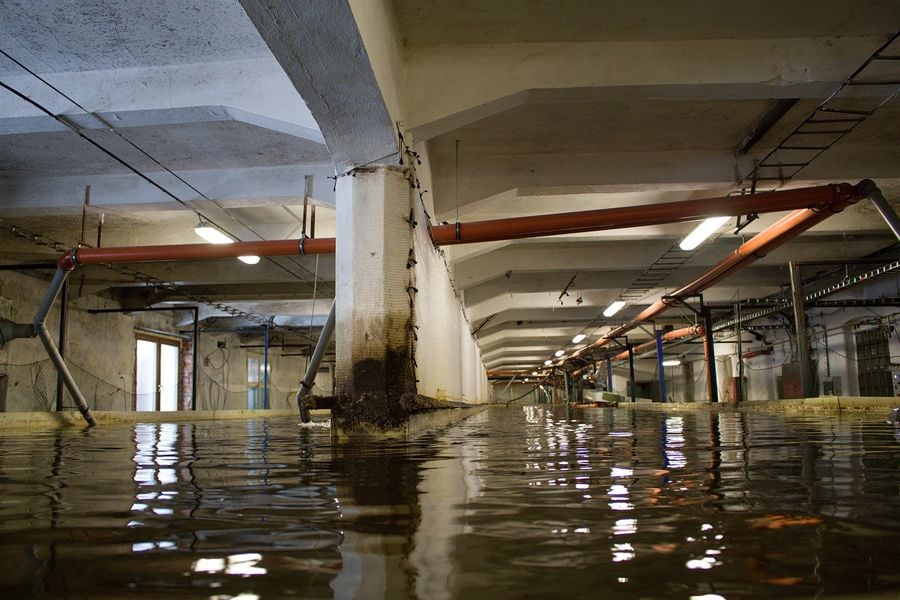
[57,249,78,272]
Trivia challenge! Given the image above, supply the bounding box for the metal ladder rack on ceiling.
[607,31,900,320]
[747,31,899,191]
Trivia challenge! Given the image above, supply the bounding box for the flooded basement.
[1,406,899,599]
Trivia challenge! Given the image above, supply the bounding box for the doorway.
[247,355,268,409]
[135,335,181,411]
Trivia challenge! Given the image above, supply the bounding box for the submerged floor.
[1,406,899,598]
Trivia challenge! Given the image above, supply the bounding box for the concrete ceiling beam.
[0,164,337,213]
[0,105,325,145]
[240,0,397,170]
[0,59,318,130]
[404,37,886,140]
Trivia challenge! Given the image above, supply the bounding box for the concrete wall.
[410,157,489,404]
[0,270,328,413]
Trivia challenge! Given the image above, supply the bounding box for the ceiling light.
[679,216,730,251]
[662,359,682,367]
[194,222,233,245]
[531,371,538,376]
[603,300,626,318]
[544,360,553,366]
[195,219,260,265]
[554,350,565,357]
[572,333,586,344]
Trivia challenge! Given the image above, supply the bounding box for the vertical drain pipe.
[606,355,613,394]
[627,340,636,403]
[35,268,97,426]
[789,262,814,398]
[54,277,69,412]
[296,301,335,423]
[263,319,270,410]
[655,329,667,403]
[191,307,199,411]
[701,302,719,403]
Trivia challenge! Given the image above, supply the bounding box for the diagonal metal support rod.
[296,300,336,423]
[35,268,97,426]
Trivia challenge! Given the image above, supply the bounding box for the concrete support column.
[334,166,416,429]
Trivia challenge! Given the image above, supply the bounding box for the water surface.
[1,406,899,598]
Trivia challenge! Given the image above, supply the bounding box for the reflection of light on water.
[612,542,634,562]
[686,557,717,570]
[614,519,637,535]
[192,553,267,576]
[130,423,182,551]
[132,540,175,552]
[665,416,687,469]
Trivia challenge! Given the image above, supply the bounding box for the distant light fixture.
[195,218,260,265]
[603,300,626,318]
[662,359,682,367]
[572,333,587,344]
[554,350,565,357]
[544,360,553,366]
[523,378,529,383]
[531,371,538,376]
[679,216,730,251]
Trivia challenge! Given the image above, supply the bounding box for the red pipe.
[58,237,336,270]
[569,182,863,360]
[430,183,857,245]
[610,325,704,361]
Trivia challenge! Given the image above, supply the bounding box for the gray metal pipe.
[296,301,335,423]
[858,179,900,240]
[34,268,97,426]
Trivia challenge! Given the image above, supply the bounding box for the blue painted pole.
[656,329,667,403]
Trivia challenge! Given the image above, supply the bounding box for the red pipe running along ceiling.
[568,181,864,364]
[430,183,858,245]
[54,182,857,271]
[57,237,335,270]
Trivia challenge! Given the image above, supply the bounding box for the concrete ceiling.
[0,0,898,373]
[397,1,900,374]
[0,0,336,331]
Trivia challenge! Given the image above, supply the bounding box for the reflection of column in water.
[330,432,434,600]
[410,412,486,600]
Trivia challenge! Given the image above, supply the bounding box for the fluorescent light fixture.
[544,360,553,366]
[554,350,565,357]
[572,333,586,344]
[662,359,682,367]
[195,219,260,265]
[679,216,730,251]
[194,224,233,245]
[603,300,626,318]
